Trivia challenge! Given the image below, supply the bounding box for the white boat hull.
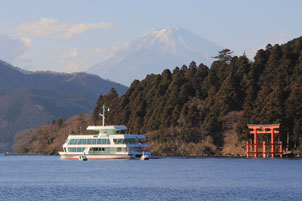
[59,152,134,160]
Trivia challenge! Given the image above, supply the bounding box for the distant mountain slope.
[0,60,128,151]
[88,27,222,85]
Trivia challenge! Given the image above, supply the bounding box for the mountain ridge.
[0,60,128,151]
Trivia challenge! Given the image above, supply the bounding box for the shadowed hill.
[0,60,127,151]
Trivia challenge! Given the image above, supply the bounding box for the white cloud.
[57,48,86,72]
[276,33,285,44]
[110,41,130,53]
[246,45,265,60]
[64,22,113,39]
[68,49,78,58]
[65,62,79,72]
[123,41,129,49]
[21,37,32,47]
[0,34,29,63]
[112,45,119,51]
[92,48,107,55]
[15,18,114,39]
[14,53,31,64]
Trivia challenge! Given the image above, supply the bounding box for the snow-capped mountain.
[88,27,223,86]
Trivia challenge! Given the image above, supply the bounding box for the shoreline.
[2,152,301,159]
[3,152,44,156]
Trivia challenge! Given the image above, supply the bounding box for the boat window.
[77,147,85,152]
[104,147,114,152]
[67,139,111,145]
[113,139,122,144]
[113,139,136,144]
[68,139,75,144]
[97,139,110,144]
[90,147,105,152]
[68,147,85,152]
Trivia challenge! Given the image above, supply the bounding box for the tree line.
[92,38,302,155]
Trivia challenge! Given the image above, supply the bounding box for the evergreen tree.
[213,49,233,64]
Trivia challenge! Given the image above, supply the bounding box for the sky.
[0,0,301,75]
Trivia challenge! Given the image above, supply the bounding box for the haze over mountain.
[88,27,222,85]
[0,60,127,151]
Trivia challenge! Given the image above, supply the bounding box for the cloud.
[15,18,114,39]
[0,34,29,63]
[246,45,265,60]
[57,48,85,72]
[276,33,285,44]
[14,53,31,64]
[64,22,113,39]
[113,42,130,52]
[92,48,107,55]
[65,62,79,72]
[21,37,32,47]
[112,45,120,51]
[68,49,78,58]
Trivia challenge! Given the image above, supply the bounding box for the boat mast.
[99,105,109,126]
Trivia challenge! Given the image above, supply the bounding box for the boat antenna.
[99,105,110,126]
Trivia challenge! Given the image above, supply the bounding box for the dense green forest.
[92,37,302,155]
[14,37,302,156]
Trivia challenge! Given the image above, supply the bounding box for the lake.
[0,155,301,201]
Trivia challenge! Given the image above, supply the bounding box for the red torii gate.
[246,124,283,158]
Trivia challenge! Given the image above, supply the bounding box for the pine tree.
[213,49,233,64]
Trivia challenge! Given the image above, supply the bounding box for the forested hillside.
[14,37,302,156]
[92,37,302,155]
[14,114,93,154]
[0,60,127,151]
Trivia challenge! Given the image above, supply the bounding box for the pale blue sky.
[0,0,301,73]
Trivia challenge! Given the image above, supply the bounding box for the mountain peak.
[145,27,174,37]
[88,27,223,85]
[146,27,185,35]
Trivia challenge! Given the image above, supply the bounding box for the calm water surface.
[0,155,301,201]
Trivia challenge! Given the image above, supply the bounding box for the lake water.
[0,155,301,201]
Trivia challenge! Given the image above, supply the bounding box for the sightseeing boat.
[59,105,150,160]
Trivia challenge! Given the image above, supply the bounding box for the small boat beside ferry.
[59,105,151,160]
[78,154,88,161]
[140,151,149,160]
